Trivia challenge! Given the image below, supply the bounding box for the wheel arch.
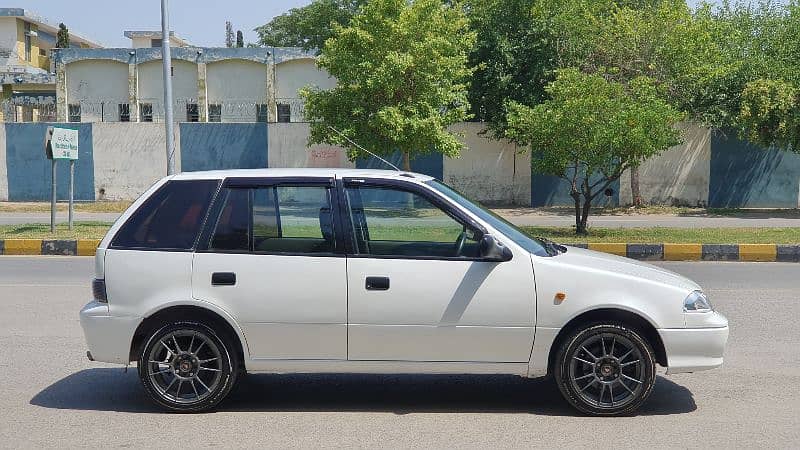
[546,308,668,375]
[129,304,248,369]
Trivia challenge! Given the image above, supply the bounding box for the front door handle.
[365,276,390,291]
[212,272,236,286]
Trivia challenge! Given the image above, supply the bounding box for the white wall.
[275,58,335,122]
[618,123,711,207]
[206,59,267,122]
[65,59,129,122]
[444,122,531,205]
[0,125,7,201]
[137,59,197,121]
[268,122,354,169]
[0,17,19,63]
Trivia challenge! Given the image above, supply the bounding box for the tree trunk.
[579,193,592,234]
[402,151,411,172]
[572,193,582,233]
[631,166,642,207]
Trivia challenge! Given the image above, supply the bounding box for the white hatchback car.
[80,168,728,415]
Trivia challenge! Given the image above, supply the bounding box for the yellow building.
[0,8,101,121]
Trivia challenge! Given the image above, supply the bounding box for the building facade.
[0,8,101,122]
[53,44,335,124]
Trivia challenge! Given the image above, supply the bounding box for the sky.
[22,0,314,48]
[22,0,747,49]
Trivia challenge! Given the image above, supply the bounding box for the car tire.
[138,321,239,412]
[554,323,656,416]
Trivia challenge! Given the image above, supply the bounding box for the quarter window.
[111,180,219,250]
[208,185,335,254]
[345,185,481,258]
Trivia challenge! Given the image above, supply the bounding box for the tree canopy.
[506,69,682,233]
[255,0,365,51]
[56,23,70,49]
[301,0,476,170]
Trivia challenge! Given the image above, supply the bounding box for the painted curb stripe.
[738,244,777,262]
[627,243,664,261]
[587,243,626,256]
[702,244,739,261]
[3,239,43,255]
[776,245,800,263]
[663,243,702,261]
[77,239,101,256]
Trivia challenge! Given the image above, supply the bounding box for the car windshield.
[426,180,558,257]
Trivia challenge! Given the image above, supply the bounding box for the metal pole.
[50,160,56,233]
[161,0,176,175]
[68,160,74,231]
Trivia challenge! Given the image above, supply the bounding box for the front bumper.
[79,301,141,365]
[659,312,729,374]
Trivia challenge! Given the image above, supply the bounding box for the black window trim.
[196,177,345,257]
[338,177,494,262]
[109,179,223,252]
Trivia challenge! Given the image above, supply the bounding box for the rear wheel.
[554,323,656,416]
[138,321,238,412]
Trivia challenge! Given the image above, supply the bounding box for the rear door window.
[207,184,336,254]
[111,180,219,250]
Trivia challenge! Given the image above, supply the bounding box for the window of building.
[39,48,47,57]
[24,23,32,62]
[208,104,222,122]
[277,104,291,123]
[256,104,269,123]
[118,104,130,122]
[186,103,199,122]
[140,103,153,122]
[151,38,162,48]
[111,180,219,250]
[208,185,335,254]
[68,104,81,122]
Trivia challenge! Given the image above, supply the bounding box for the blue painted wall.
[709,133,800,208]
[5,123,95,201]
[531,174,620,207]
[356,152,444,180]
[179,123,268,172]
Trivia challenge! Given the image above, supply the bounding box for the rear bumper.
[660,312,729,374]
[79,301,141,365]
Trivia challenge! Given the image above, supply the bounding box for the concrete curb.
[562,243,800,262]
[0,239,101,256]
[0,239,797,261]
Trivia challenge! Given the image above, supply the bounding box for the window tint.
[208,184,335,254]
[209,188,250,251]
[345,186,481,258]
[112,180,219,250]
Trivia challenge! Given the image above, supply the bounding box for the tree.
[236,30,244,47]
[733,2,800,152]
[301,0,476,171]
[225,21,235,47]
[255,0,365,51]
[56,23,70,48]
[505,69,682,234]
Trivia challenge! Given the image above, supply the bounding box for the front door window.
[345,185,481,258]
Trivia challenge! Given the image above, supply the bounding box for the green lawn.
[1,222,799,244]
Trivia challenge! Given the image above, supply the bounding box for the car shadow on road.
[30,369,696,416]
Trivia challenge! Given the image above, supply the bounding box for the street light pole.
[161,0,176,175]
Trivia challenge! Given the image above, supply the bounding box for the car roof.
[170,168,435,182]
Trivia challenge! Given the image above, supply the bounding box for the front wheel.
[138,321,238,412]
[554,323,656,416]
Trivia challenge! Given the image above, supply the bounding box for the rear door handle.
[212,272,236,286]
[365,276,390,291]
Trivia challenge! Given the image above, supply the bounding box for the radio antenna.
[327,125,400,171]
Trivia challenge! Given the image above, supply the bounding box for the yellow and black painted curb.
[571,243,798,262]
[0,240,797,261]
[0,239,101,256]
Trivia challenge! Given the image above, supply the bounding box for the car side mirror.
[480,234,513,262]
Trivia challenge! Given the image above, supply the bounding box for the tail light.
[92,278,108,303]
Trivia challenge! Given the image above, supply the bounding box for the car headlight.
[684,290,713,312]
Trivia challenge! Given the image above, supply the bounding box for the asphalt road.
[1,257,798,448]
[3,210,800,228]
